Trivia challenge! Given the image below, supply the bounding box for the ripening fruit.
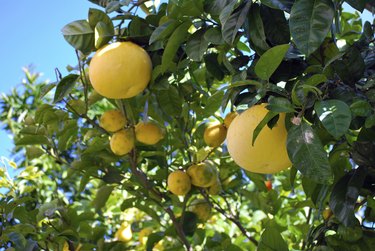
[188,199,212,222]
[322,208,333,221]
[223,111,238,129]
[208,177,222,195]
[135,121,164,145]
[167,170,191,196]
[115,223,133,242]
[203,123,227,148]
[187,161,217,188]
[89,42,152,99]
[110,129,135,155]
[63,242,69,251]
[227,103,291,174]
[99,109,127,132]
[138,227,153,245]
[265,180,272,191]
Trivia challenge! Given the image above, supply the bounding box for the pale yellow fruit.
[167,170,191,196]
[89,42,152,99]
[63,241,69,251]
[223,111,238,128]
[110,129,135,155]
[187,161,217,188]
[227,103,291,174]
[100,109,127,132]
[188,199,212,222]
[115,224,132,242]
[135,122,164,145]
[139,227,153,245]
[203,123,227,147]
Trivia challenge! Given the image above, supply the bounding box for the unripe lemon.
[227,103,291,174]
[203,123,227,148]
[135,122,164,145]
[187,161,217,188]
[115,224,132,242]
[188,199,212,222]
[89,42,152,99]
[138,227,153,245]
[100,109,127,132]
[110,129,134,155]
[223,111,238,128]
[167,170,191,196]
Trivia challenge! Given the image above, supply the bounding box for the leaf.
[94,21,114,49]
[266,97,295,113]
[53,74,80,103]
[88,8,114,31]
[179,211,198,236]
[350,100,372,117]
[314,99,352,139]
[161,21,191,72]
[15,135,50,146]
[149,19,179,44]
[305,74,327,86]
[219,0,238,27]
[204,90,225,117]
[186,29,210,61]
[260,0,295,12]
[92,185,114,211]
[255,44,289,80]
[146,232,164,251]
[204,27,224,45]
[252,111,279,145]
[345,0,366,12]
[258,222,289,251]
[222,1,252,45]
[329,167,366,226]
[156,86,182,117]
[260,6,290,46]
[290,0,334,56]
[245,3,270,55]
[204,53,225,80]
[61,20,95,54]
[287,122,333,184]
[332,46,366,84]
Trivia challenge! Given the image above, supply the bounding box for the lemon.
[139,227,153,245]
[188,199,212,222]
[223,111,238,129]
[110,129,134,155]
[167,170,191,196]
[227,103,291,174]
[322,208,333,221]
[89,42,152,99]
[63,241,70,251]
[203,123,227,148]
[187,161,217,188]
[99,109,127,133]
[115,223,133,242]
[135,122,164,145]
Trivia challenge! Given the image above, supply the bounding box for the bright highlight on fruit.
[226,103,291,174]
[115,223,132,242]
[99,109,127,132]
[203,123,227,148]
[110,129,134,155]
[167,170,191,196]
[135,121,164,145]
[89,41,152,99]
[187,161,217,188]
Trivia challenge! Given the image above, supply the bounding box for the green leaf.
[314,99,352,139]
[94,21,114,49]
[146,232,164,251]
[219,0,238,27]
[290,0,334,56]
[345,0,366,12]
[186,29,210,61]
[156,85,182,117]
[61,20,95,54]
[329,167,366,226]
[252,111,279,145]
[204,53,225,80]
[88,8,114,31]
[180,211,198,237]
[92,185,114,211]
[332,46,366,84]
[53,74,80,103]
[305,74,327,86]
[260,0,294,12]
[245,3,270,55]
[15,135,50,146]
[222,1,252,44]
[149,19,179,44]
[7,232,27,249]
[260,6,290,46]
[258,222,289,251]
[287,122,333,184]
[161,21,191,72]
[204,27,224,45]
[350,100,372,117]
[203,90,225,117]
[255,44,289,80]
[266,97,295,113]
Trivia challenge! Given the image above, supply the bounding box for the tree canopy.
[0,0,375,250]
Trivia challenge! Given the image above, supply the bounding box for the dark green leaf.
[290,0,334,56]
[314,99,352,139]
[156,85,182,117]
[7,232,27,249]
[180,211,198,236]
[252,111,279,145]
[345,0,366,12]
[15,135,50,146]
[204,27,224,45]
[287,122,333,184]
[332,46,365,84]
[350,100,372,117]
[260,0,295,12]
[204,90,225,117]
[219,0,238,27]
[88,8,114,31]
[92,185,114,211]
[186,29,210,61]
[258,222,289,251]
[149,19,179,44]
[204,53,225,80]
[266,97,295,113]
[255,44,289,80]
[61,20,95,53]
[94,21,114,49]
[146,232,164,251]
[260,6,290,46]
[53,74,79,103]
[305,74,327,86]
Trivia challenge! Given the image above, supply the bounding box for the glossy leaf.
[260,0,295,12]
[260,6,290,46]
[252,111,279,145]
[258,222,289,251]
[245,4,269,55]
[345,0,366,12]
[266,97,295,113]
[332,46,366,84]
[222,1,252,44]
[88,8,114,31]
[290,0,334,56]
[255,44,289,80]
[94,21,113,49]
[61,20,95,53]
[186,29,210,61]
[149,19,179,44]
[53,74,79,103]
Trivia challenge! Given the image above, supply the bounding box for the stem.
[301,207,313,250]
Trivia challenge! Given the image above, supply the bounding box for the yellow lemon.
[63,241,70,251]
[139,227,153,245]
[110,129,135,155]
[203,123,227,148]
[223,111,238,129]
[115,224,133,242]
[227,103,291,174]
[99,109,127,133]
[135,122,164,145]
[187,161,217,188]
[89,42,152,99]
[188,199,212,222]
[167,170,191,196]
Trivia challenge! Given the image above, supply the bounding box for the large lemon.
[226,103,291,174]
[203,123,227,148]
[167,170,191,196]
[135,122,164,145]
[110,129,135,155]
[187,161,217,188]
[89,42,152,99]
[99,109,127,132]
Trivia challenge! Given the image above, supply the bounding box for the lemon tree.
[0,1,375,251]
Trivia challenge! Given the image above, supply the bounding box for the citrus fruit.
[223,111,238,128]
[188,199,212,222]
[167,170,191,196]
[138,227,153,245]
[115,223,132,242]
[89,42,152,99]
[63,241,69,251]
[99,109,127,132]
[208,177,222,195]
[226,103,291,174]
[322,208,333,221]
[110,129,134,155]
[203,123,227,148]
[265,180,272,191]
[187,160,217,188]
[135,121,164,145]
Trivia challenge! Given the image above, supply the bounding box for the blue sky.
[0,1,373,160]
